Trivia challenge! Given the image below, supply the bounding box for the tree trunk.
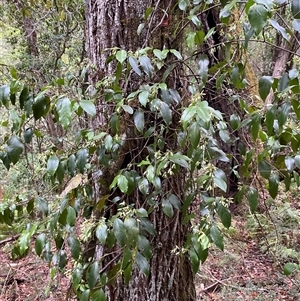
[85,1,196,300]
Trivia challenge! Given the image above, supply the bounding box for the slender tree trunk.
[85,0,196,300]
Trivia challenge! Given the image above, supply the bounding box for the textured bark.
[13,0,39,57]
[86,0,196,300]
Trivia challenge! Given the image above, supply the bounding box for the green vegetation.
[1,0,300,300]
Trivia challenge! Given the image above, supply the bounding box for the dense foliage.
[1,0,300,299]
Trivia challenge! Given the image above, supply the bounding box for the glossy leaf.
[162,199,174,218]
[269,173,279,199]
[134,109,144,133]
[139,56,154,77]
[57,97,72,129]
[116,50,127,64]
[213,169,227,192]
[217,203,231,228]
[87,261,99,289]
[210,224,224,251]
[258,160,271,179]
[138,90,149,106]
[129,56,141,76]
[135,252,149,276]
[35,233,46,256]
[113,218,126,247]
[160,102,172,126]
[80,100,96,116]
[33,94,50,120]
[7,135,24,164]
[117,175,128,193]
[96,223,108,244]
[248,4,268,35]
[285,156,295,172]
[76,149,88,173]
[259,76,273,100]
[248,187,258,213]
[68,235,81,260]
[47,155,59,176]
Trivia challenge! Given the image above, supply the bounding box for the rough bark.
[85,0,196,300]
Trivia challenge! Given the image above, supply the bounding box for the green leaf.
[0,85,10,107]
[117,175,128,193]
[35,233,46,256]
[80,100,96,116]
[162,199,174,218]
[7,135,24,164]
[269,19,288,40]
[68,235,81,260]
[217,203,231,228]
[251,113,261,141]
[198,54,209,83]
[137,23,145,36]
[248,187,258,213]
[169,153,190,169]
[229,114,240,130]
[129,56,141,76]
[170,49,183,60]
[265,105,275,135]
[138,178,149,195]
[189,122,200,148]
[138,90,149,106]
[285,156,295,172]
[139,56,154,77]
[47,155,59,176]
[135,252,149,276]
[278,102,291,128]
[196,101,211,122]
[213,169,227,192]
[167,194,181,209]
[23,128,33,143]
[259,76,273,101]
[68,154,76,176]
[80,290,90,301]
[72,266,83,289]
[124,217,139,246]
[210,224,224,251]
[258,160,271,179]
[66,206,76,226]
[134,109,144,133]
[145,7,153,20]
[138,235,152,259]
[269,173,279,199]
[248,4,268,35]
[292,0,300,19]
[96,223,108,244]
[87,262,99,289]
[179,0,188,10]
[284,263,297,276]
[76,149,88,173]
[160,102,172,126]
[92,289,106,301]
[33,94,50,120]
[295,155,300,168]
[181,106,197,125]
[113,218,126,247]
[57,97,72,129]
[19,86,29,109]
[116,50,127,64]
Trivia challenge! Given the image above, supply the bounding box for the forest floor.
[0,199,300,300]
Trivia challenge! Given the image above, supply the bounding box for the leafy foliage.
[1,0,300,299]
